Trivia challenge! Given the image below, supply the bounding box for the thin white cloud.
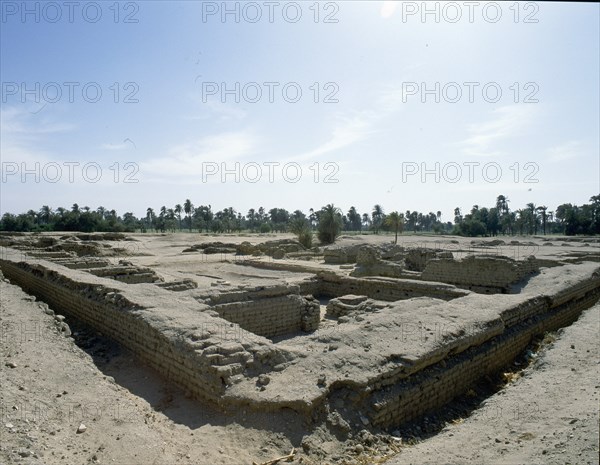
[460,105,536,157]
[140,130,259,179]
[284,84,409,163]
[286,113,378,162]
[1,105,75,136]
[1,105,74,167]
[547,140,582,162]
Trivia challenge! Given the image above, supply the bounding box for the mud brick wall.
[297,278,321,297]
[156,279,198,292]
[421,256,539,291]
[546,276,600,307]
[326,296,370,317]
[323,246,361,264]
[234,258,320,275]
[368,282,600,428]
[0,257,283,407]
[404,248,442,272]
[86,265,160,284]
[54,258,113,269]
[316,273,467,302]
[202,284,300,305]
[211,295,320,338]
[25,250,75,259]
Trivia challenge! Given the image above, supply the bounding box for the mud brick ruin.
[1,232,598,432]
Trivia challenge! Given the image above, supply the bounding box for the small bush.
[299,231,313,249]
[259,223,272,233]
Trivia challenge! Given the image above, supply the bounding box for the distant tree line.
[452,195,600,237]
[1,194,599,239]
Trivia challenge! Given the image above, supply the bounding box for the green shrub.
[317,204,343,244]
[259,223,272,233]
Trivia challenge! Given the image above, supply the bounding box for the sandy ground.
[1,232,599,464]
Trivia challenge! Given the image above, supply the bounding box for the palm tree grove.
[2,195,599,242]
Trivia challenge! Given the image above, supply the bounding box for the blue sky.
[1,1,599,220]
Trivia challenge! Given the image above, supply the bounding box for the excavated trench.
[322,284,600,432]
[389,331,555,442]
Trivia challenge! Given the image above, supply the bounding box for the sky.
[1,1,599,221]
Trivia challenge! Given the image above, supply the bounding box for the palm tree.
[496,195,509,214]
[371,204,384,234]
[123,212,136,230]
[39,205,52,225]
[308,208,318,230]
[289,217,312,248]
[454,207,462,225]
[247,208,257,231]
[385,211,404,244]
[184,199,193,232]
[362,213,371,230]
[174,204,182,230]
[26,209,38,226]
[495,195,510,235]
[146,207,155,231]
[258,206,267,223]
[165,208,176,232]
[526,203,537,234]
[347,206,362,232]
[501,212,514,235]
[410,211,419,233]
[515,209,526,235]
[536,206,548,235]
[317,204,343,244]
[195,205,213,232]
